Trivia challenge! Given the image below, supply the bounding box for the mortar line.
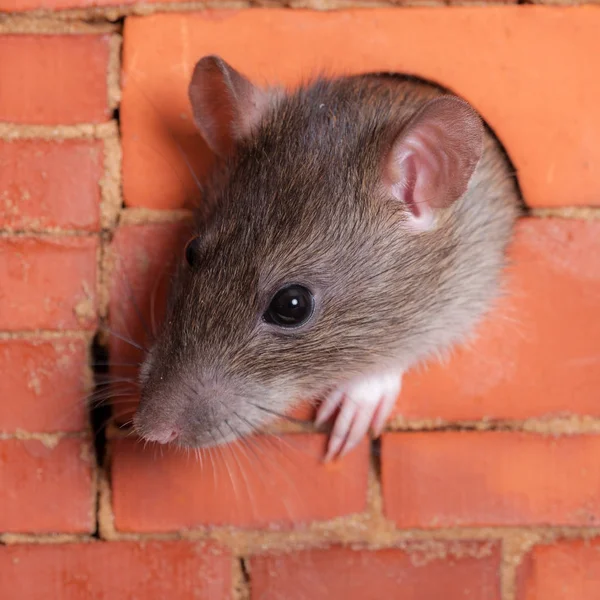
[0,122,117,141]
[0,330,94,340]
[0,431,88,443]
[3,523,599,550]
[0,15,119,34]
[104,415,600,439]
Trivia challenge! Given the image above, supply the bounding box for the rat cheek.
[138,351,155,385]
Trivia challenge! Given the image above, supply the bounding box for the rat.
[132,55,520,461]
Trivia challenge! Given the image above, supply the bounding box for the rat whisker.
[224,419,258,519]
[92,410,134,440]
[234,412,306,510]
[100,326,148,353]
[117,265,153,343]
[214,424,241,507]
[247,402,310,425]
[94,376,139,385]
[90,361,141,369]
[127,74,204,200]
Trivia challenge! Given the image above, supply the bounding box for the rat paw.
[316,372,402,462]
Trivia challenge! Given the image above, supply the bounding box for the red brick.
[0,35,110,124]
[0,236,97,331]
[0,140,103,232]
[0,338,89,433]
[121,8,600,209]
[107,220,190,424]
[249,543,501,600]
[111,434,369,531]
[516,539,600,600]
[0,541,232,600]
[0,438,94,533]
[381,432,600,528]
[396,219,600,422]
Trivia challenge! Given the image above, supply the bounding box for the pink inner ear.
[385,96,484,228]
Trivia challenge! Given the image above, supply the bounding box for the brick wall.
[0,3,599,600]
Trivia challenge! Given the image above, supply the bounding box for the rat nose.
[142,426,180,445]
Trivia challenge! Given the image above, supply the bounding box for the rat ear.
[188,55,272,157]
[384,96,484,231]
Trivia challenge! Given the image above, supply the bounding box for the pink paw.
[316,372,402,462]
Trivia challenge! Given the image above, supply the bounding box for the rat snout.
[134,372,261,449]
[139,423,180,445]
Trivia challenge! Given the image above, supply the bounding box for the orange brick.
[249,543,501,600]
[381,432,600,528]
[111,434,369,531]
[0,438,94,533]
[121,8,600,209]
[0,140,103,232]
[0,35,110,124]
[107,220,190,424]
[0,236,97,331]
[0,338,89,433]
[516,539,600,600]
[0,541,232,600]
[395,219,600,422]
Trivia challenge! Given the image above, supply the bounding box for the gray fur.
[134,71,520,447]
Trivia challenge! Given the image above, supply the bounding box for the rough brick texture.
[0,541,232,599]
[381,432,600,528]
[111,434,369,531]
[0,35,111,125]
[516,539,600,600]
[0,438,94,533]
[0,236,97,331]
[0,139,103,232]
[397,218,600,421]
[121,8,600,210]
[249,543,501,600]
[1,4,599,599]
[0,338,89,433]
[107,220,191,423]
[0,0,181,11]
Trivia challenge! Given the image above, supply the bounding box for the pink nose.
[143,427,179,444]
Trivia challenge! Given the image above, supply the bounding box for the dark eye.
[184,237,202,267]
[264,284,315,328]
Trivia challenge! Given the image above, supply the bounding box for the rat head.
[133,56,483,448]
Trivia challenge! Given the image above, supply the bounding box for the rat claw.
[316,388,344,427]
[338,398,379,458]
[323,395,357,462]
[321,371,403,461]
[371,392,398,438]
[371,374,402,437]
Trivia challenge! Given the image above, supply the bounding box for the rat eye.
[264,284,315,328]
[184,237,202,267]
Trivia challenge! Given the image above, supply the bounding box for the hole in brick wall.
[90,333,112,469]
[371,438,382,478]
[370,71,526,213]
[111,106,125,210]
[239,558,251,595]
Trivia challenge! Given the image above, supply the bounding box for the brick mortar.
[0,330,95,340]
[6,414,600,438]
[0,16,119,34]
[0,122,118,140]
[0,7,599,600]
[0,431,89,442]
[4,523,600,554]
[104,415,600,439]
[4,2,600,23]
